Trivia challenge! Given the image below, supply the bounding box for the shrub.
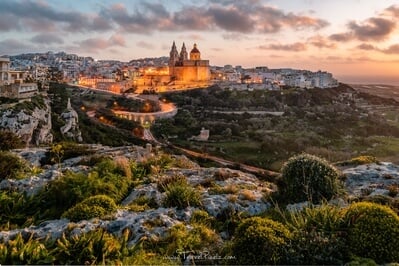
[215,206,247,237]
[157,174,187,192]
[231,217,292,265]
[190,210,215,227]
[128,195,158,211]
[114,156,132,179]
[163,179,201,209]
[279,153,342,203]
[33,158,132,221]
[0,151,30,180]
[0,233,54,265]
[62,195,117,222]
[45,141,94,165]
[54,228,124,265]
[162,223,221,262]
[0,191,38,229]
[343,202,399,263]
[0,130,24,150]
[278,204,347,265]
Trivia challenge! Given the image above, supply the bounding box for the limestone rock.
[60,98,82,142]
[343,162,399,197]
[0,97,53,145]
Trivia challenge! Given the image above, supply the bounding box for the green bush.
[34,158,132,221]
[0,191,38,229]
[54,228,125,265]
[279,153,342,203]
[46,141,94,165]
[0,151,30,180]
[190,210,215,227]
[161,223,221,262]
[231,217,292,265]
[0,130,24,150]
[162,179,201,209]
[0,233,54,265]
[128,195,158,212]
[157,174,187,192]
[343,202,399,263]
[62,195,117,222]
[279,204,347,265]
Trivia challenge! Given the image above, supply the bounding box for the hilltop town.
[1,43,337,99]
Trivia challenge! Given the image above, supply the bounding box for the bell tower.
[179,42,188,62]
[169,41,179,67]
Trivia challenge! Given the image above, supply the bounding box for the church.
[168,41,210,83]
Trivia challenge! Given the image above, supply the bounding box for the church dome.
[191,43,200,54]
[190,43,201,60]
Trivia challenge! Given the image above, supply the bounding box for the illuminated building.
[169,42,210,83]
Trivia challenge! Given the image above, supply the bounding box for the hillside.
[153,84,399,170]
[1,83,399,265]
[0,143,399,264]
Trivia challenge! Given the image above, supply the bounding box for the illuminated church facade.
[168,41,210,83]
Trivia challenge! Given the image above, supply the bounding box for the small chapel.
[168,42,210,83]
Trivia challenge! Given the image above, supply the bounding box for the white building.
[0,58,10,86]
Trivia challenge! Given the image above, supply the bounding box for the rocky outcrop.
[343,162,399,197]
[0,96,53,145]
[1,144,398,248]
[60,98,82,142]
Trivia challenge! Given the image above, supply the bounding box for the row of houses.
[0,57,38,99]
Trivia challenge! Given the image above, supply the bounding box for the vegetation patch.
[0,151,30,180]
[62,195,117,222]
[343,202,399,263]
[277,153,343,204]
[231,217,292,265]
[162,179,202,209]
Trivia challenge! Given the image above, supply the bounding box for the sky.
[1,0,399,84]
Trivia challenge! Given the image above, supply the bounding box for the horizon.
[1,0,399,84]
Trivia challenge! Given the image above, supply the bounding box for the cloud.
[356,43,377,50]
[0,39,31,55]
[307,35,336,48]
[136,41,155,50]
[348,17,395,41]
[382,44,399,54]
[180,34,204,41]
[258,42,307,52]
[329,32,353,42]
[100,1,328,34]
[0,0,329,36]
[222,33,250,41]
[384,5,399,17]
[75,35,126,53]
[172,7,212,31]
[354,43,399,54]
[0,14,20,31]
[109,34,126,47]
[206,6,254,32]
[329,14,396,42]
[0,0,113,33]
[31,34,64,45]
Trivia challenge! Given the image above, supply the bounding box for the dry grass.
[240,189,257,201]
[114,156,132,179]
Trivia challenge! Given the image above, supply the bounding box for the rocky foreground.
[1,144,398,246]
